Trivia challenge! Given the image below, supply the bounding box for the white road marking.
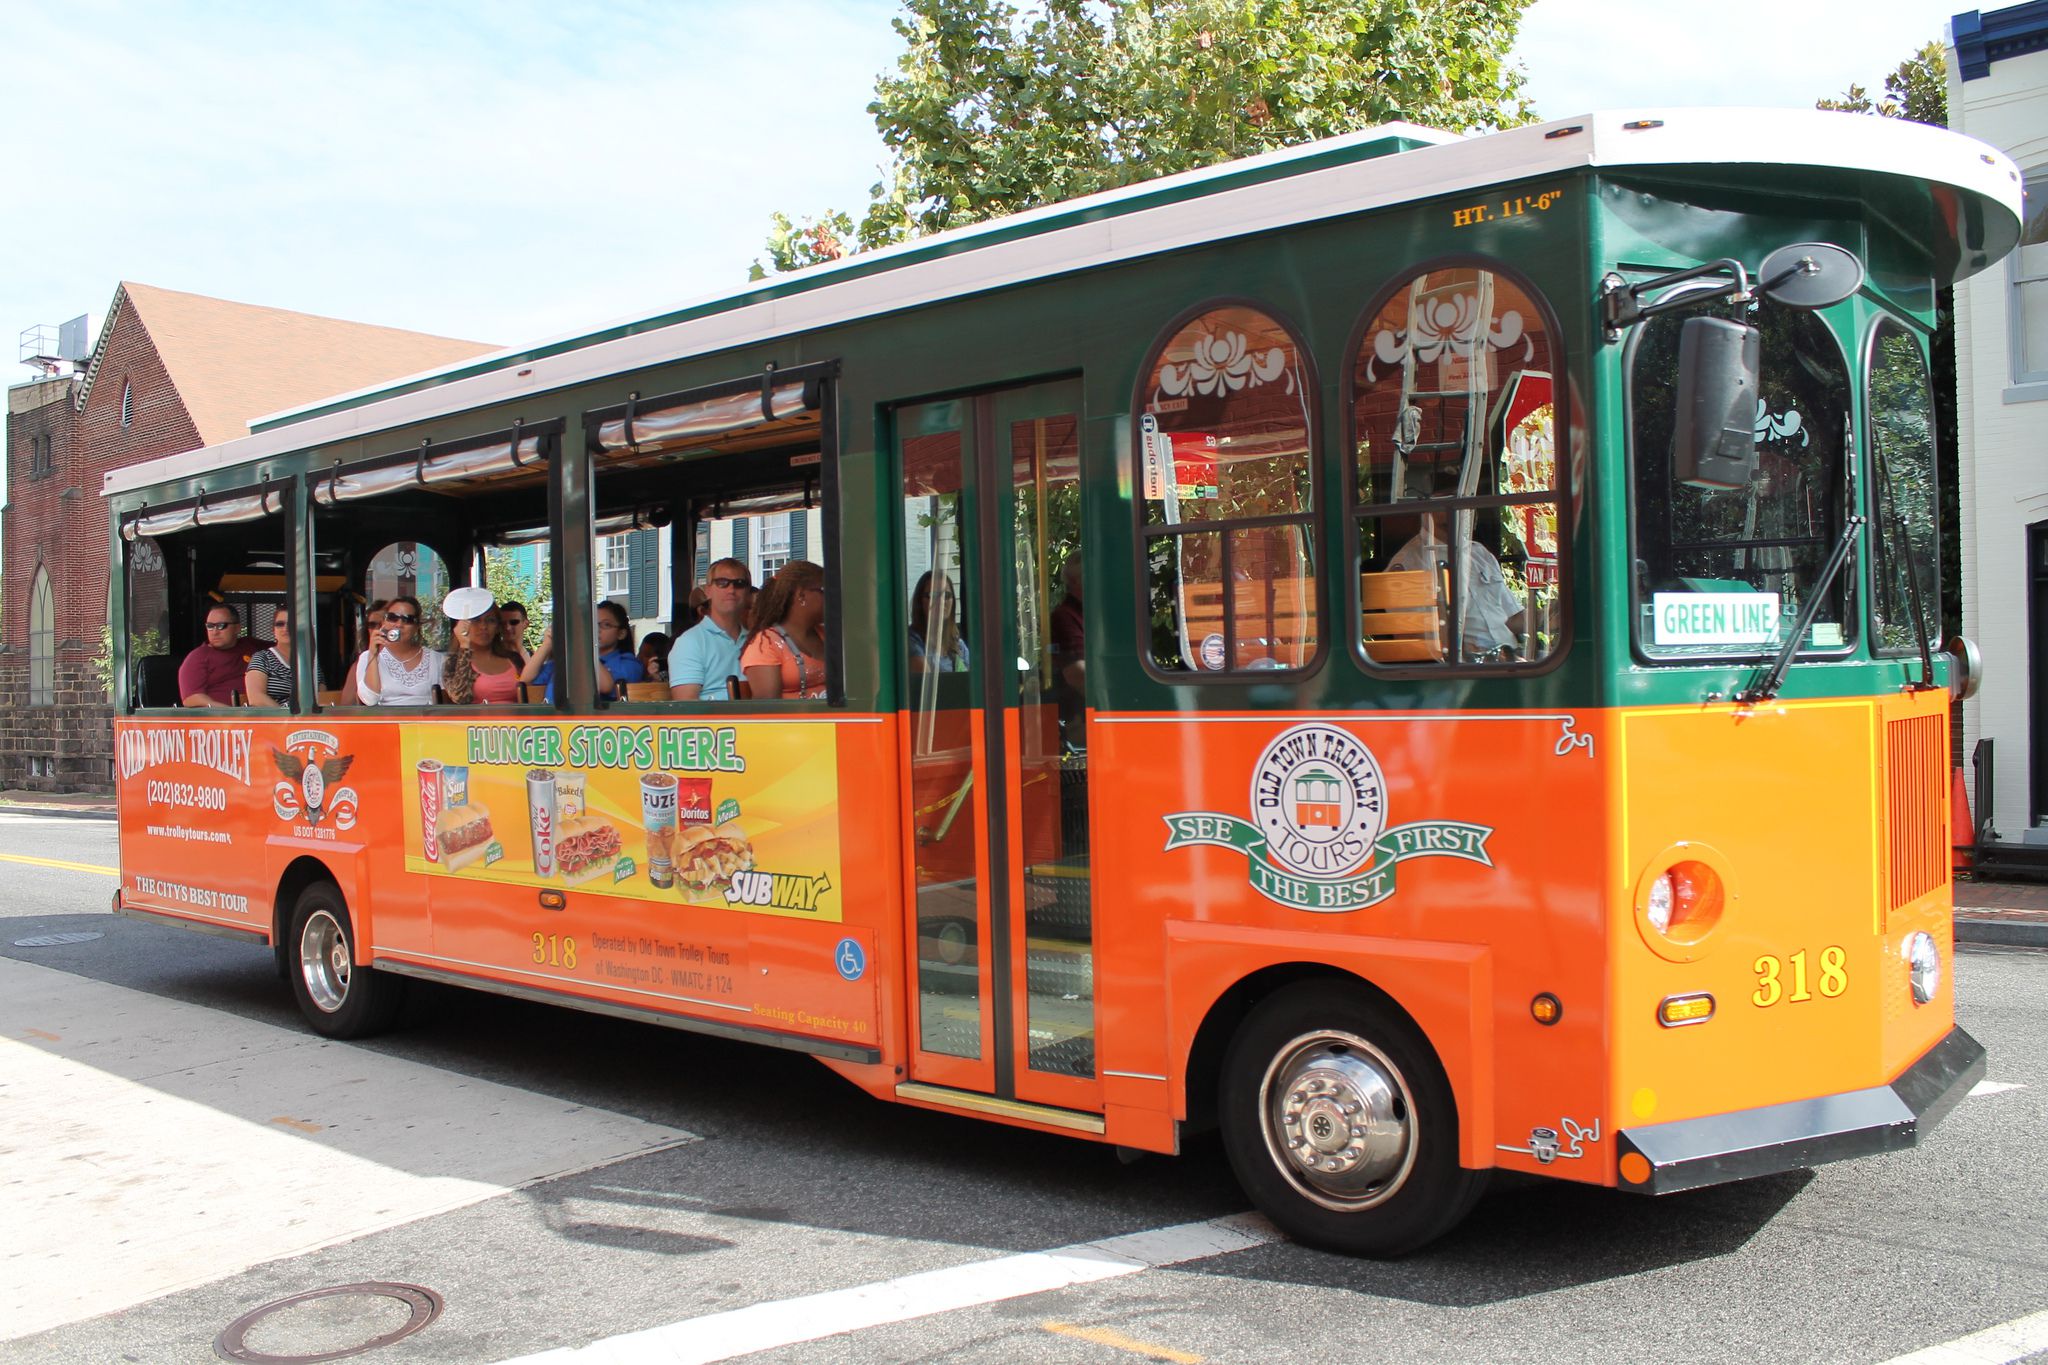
[1876,1308,2048,1364]
[1969,1080,2024,1097]
[504,1213,1279,1364]
[0,956,695,1343]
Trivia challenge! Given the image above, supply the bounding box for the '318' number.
[1753,946,1847,1007]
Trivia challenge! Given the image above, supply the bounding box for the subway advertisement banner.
[397,721,842,922]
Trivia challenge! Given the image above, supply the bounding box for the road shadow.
[8,908,1812,1295]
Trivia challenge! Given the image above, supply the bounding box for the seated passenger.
[908,571,969,673]
[521,600,645,703]
[181,603,257,706]
[242,606,295,709]
[496,599,532,668]
[669,558,750,700]
[638,632,671,685]
[336,598,386,706]
[441,587,522,705]
[742,560,827,700]
[358,595,445,705]
[1386,507,1538,660]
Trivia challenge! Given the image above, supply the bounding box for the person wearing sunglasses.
[669,559,752,701]
[179,602,257,707]
[742,560,828,701]
[520,600,645,703]
[335,599,387,706]
[358,595,445,706]
[242,607,296,709]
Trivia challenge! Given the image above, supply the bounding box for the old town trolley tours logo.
[269,730,359,831]
[1163,723,1493,911]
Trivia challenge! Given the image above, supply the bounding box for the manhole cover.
[214,1282,442,1363]
[12,932,103,947]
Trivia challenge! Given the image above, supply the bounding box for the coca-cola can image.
[526,768,559,878]
[417,759,445,863]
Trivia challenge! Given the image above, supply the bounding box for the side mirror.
[1672,316,1760,491]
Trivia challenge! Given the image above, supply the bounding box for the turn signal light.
[1530,993,1563,1025]
[539,890,567,911]
[1658,993,1715,1027]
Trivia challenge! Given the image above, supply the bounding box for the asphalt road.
[2,811,2045,1365]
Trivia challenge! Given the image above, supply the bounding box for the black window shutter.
[731,518,749,567]
[628,529,657,618]
[694,521,711,580]
[789,510,808,561]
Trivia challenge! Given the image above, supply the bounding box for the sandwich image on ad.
[558,814,624,886]
[679,820,753,896]
[438,803,496,871]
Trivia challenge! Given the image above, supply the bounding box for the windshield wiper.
[1736,514,1864,704]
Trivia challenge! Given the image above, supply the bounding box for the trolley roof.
[106,107,2023,500]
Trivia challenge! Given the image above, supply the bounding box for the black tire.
[1220,980,1486,1257]
[286,881,405,1039]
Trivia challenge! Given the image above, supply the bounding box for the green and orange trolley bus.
[105,107,2016,1254]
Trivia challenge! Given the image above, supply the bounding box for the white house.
[1952,2,2048,839]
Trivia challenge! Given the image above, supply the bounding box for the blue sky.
[2,0,1965,382]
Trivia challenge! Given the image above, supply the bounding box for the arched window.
[1351,263,1563,669]
[121,380,133,429]
[1137,303,1319,675]
[367,541,451,648]
[29,567,55,706]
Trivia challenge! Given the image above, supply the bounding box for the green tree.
[484,548,545,651]
[754,0,1535,276]
[1818,40,1961,638]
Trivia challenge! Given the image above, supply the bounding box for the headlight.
[1643,861,1723,944]
[1904,931,1941,1005]
[1646,874,1674,934]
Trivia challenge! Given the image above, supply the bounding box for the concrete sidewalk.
[6,788,2042,946]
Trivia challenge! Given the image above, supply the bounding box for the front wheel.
[1220,981,1485,1257]
[288,882,404,1039]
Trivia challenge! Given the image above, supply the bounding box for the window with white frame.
[600,534,631,599]
[2014,169,2048,386]
[29,567,55,706]
[757,512,792,578]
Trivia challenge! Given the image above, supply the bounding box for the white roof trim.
[106,108,2023,500]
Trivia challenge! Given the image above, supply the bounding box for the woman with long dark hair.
[742,560,826,700]
[442,591,522,704]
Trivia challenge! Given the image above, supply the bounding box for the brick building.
[2,282,495,792]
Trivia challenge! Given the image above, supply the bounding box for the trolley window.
[1351,264,1563,669]
[1137,303,1319,676]
[1866,318,1940,656]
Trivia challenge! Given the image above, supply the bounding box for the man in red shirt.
[179,604,255,706]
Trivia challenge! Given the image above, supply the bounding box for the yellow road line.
[0,852,118,877]
[1040,1321,1204,1363]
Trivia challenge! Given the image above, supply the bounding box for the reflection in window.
[1139,305,1318,674]
[29,567,54,706]
[1869,320,1939,654]
[2015,169,2048,384]
[1630,299,1853,658]
[1353,266,1561,666]
[368,542,451,649]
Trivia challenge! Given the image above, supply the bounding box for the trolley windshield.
[1629,299,1853,661]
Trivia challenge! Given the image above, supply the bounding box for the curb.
[1956,917,2048,950]
[0,803,117,822]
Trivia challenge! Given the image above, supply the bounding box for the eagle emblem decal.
[270,731,359,830]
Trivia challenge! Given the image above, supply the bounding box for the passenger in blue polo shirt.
[669,558,751,700]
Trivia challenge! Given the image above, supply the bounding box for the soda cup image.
[441,764,470,810]
[417,759,445,863]
[642,773,680,889]
[527,768,559,878]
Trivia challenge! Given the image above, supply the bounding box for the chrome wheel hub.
[300,909,350,1014]
[1261,1029,1415,1211]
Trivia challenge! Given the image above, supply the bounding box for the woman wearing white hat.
[441,586,522,705]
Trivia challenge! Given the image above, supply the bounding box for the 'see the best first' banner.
[398,721,841,921]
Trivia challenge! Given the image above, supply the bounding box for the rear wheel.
[288,882,404,1039]
[1220,980,1485,1257]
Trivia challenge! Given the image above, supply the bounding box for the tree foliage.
[754,0,1535,276]
[1818,39,1960,637]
